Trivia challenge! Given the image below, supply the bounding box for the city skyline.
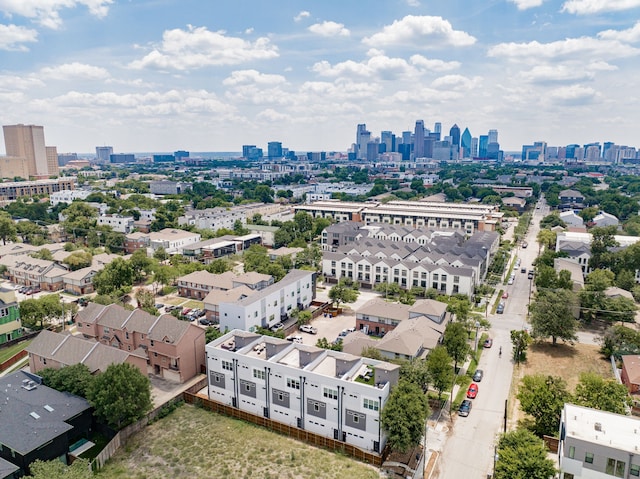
[1,1,639,154]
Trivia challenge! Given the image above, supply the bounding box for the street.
[435,199,548,479]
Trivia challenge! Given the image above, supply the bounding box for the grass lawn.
[96,404,382,479]
[182,300,204,309]
[0,339,32,364]
[161,297,185,306]
[510,341,612,426]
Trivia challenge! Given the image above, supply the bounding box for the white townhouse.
[206,329,400,454]
[97,214,135,234]
[219,269,316,332]
[147,228,201,255]
[49,189,91,206]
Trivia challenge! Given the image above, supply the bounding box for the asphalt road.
[436,199,549,479]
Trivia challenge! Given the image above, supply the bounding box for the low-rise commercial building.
[206,329,400,454]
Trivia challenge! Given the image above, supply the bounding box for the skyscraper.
[95,146,113,164]
[46,146,59,176]
[461,128,472,158]
[479,135,489,158]
[434,122,441,141]
[471,137,478,158]
[488,129,498,144]
[414,120,425,158]
[449,124,461,146]
[3,124,48,176]
[381,131,394,154]
[267,141,283,159]
[356,124,370,160]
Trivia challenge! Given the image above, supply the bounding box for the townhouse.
[97,214,135,233]
[177,270,273,299]
[75,303,205,383]
[207,330,400,453]
[556,231,640,275]
[0,288,21,344]
[219,269,316,332]
[355,298,448,338]
[0,254,69,291]
[558,403,640,479]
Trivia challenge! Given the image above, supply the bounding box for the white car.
[286,335,303,343]
[508,277,514,285]
[299,325,317,334]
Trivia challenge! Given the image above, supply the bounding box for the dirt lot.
[510,341,613,426]
[96,404,383,479]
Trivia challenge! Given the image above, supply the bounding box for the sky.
[1,0,639,155]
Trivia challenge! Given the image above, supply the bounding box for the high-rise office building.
[3,124,49,176]
[174,150,189,160]
[488,129,498,144]
[478,135,489,158]
[414,120,425,158]
[356,124,370,160]
[471,137,478,158]
[461,128,472,157]
[381,131,394,154]
[45,146,59,176]
[449,124,461,146]
[95,146,113,164]
[267,141,283,159]
[433,122,441,141]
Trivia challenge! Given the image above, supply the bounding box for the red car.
[467,383,479,399]
[502,292,509,299]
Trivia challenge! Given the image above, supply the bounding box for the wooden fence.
[543,435,559,453]
[0,349,28,372]
[183,392,386,467]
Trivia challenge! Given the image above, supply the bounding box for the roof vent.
[44,404,54,412]
[30,412,40,420]
[22,380,37,391]
[595,422,602,432]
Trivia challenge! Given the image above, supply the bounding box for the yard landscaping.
[0,339,32,364]
[96,403,383,479]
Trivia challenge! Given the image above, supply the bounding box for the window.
[103,327,110,333]
[585,452,594,464]
[630,464,640,477]
[323,387,338,400]
[352,415,359,424]
[150,340,154,346]
[287,378,300,390]
[606,458,626,477]
[363,398,379,411]
[568,446,575,459]
[253,369,265,380]
[453,275,460,284]
[222,360,233,371]
[125,332,129,339]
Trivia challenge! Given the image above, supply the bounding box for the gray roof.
[231,269,314,307]
[0,371,91,455]
[148,314,191,344]
[0,457,19,477]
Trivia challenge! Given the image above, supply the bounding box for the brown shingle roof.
[357,298,410,322]
[148,314,191,344]
[623,355,640,385]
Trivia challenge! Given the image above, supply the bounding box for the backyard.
[96,403,383,479]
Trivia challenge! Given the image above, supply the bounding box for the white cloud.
[409,54,460,72]
[549,84,598,104]
[0,0,113,29]
[311,54,416,80]
[294,10,310,22]
[39,62,110,80]
[308,21,350,37]
[431,74,482,90]
[0,74,44,90]
[245,27,254,34]
[406,0,420,6]
[256,109,290,122]
[362,15,476,48]
[598,21,640,43]
[508,0,546,9]
[300,79,380,100]
[561,0,640,14]
[519,61,616,82]
[223,69,286,86]
[129,26,279,70]
[0,24,37,51]
[488,36,639,62]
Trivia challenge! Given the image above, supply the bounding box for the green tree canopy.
[574,372,631,415]
[87,363,152,429]
[517,374,572,437]
[328,279,359,309]
[494,428,556,479]
[380,379,430,453]
[511,329,532,365]
[63,250,93,271]
[426,345,453,398]
[93,257,135,296]
[443,321,469,370]
[27,458,92,479]
[0,212,17,245]
[39,364,94,397]
[599,324,640,358]
[529,289,579,345]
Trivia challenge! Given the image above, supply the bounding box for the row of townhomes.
[206,330,400,453]
[321,222,500,296]
[295,199,503,234]
[69,303,206,383]
[178,270,273,300]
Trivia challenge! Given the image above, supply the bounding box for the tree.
[426,345,453,398]
[599,324,640,358]
[16,220,46,244]
[39,364,94,397]
[206,258,232,274]
[93,257,135,296]
[31,248,53,260]
[60,202,98,240]
[153,246,169,262]
[380,380,430,453]
[589,226,618,270]
[63,250,93,271]
[135,288,157,314]
[529,289,579,345]
[315,337,342,351]
[328,279,359,309]
[493,428,556,479]
[87,363,152,429]
[511,329,532,365]
[205,326,223,343]
[19,294,65,330]
[574,372,631,415]
[517,375,572,437]
[615,269,636,291]
[129,248,156,281]
[152,264,178,294]
[443,322,469,370]
[399,358,430,392]
[0,213,17,245]
[536,229,556,251]
[28,458,92,479]
[360,346,384,361]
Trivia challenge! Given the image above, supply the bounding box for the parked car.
[347,327,356,333]
[24,287,34,295]
[521,267,527,273]
[507,277,514,285]
[165,305,179,312]
[466,383,479,399]
[527,271,534,279]
[484,338,493,348]
[199,318,213,326]
[299,325,317,334]
[286,335,303,343]
[472,369,484,382]
[270,323,284,332]
[181,308,192,316]
[496,303,505,314]
[522,241,528,248]
[18,286,27,293]
[339,329,349,337]
[458,399,472,417]
[155,303,164,310]
[502,292,509,299]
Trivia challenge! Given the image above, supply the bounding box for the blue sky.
[1,0,639,154]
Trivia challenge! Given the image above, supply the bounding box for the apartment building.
[0,177,75,202]
[0,254,68,291]
[177,270,273,299]
[149,180,192,195]
[206,330,400,453]
[97,214,135,234]
[49,189,91,206]
[75,303,205,383]
[0,288,21,344]
[219,269,316,332]
[355,298,448,338]
[296,199,502,234]
[558,403,640,479]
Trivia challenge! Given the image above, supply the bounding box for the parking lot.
[292,288,381,346]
